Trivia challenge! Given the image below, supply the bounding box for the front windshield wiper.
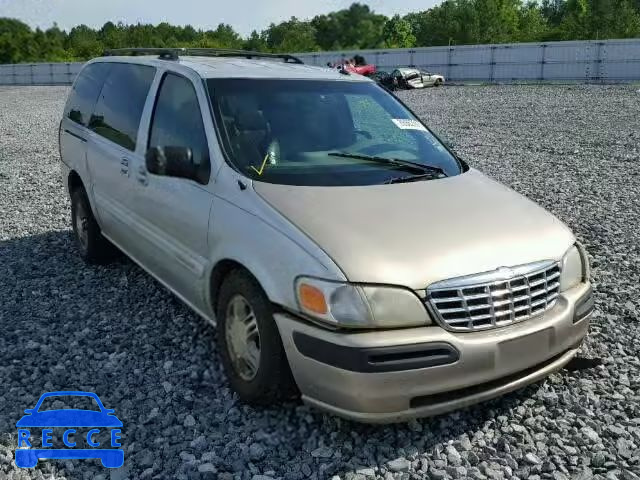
[384,172,444,184]
[328,151,446,176]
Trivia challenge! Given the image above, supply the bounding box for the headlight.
[294,277,430,328]
[559,244,588,291]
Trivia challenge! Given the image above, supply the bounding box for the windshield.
[207,79,462,186]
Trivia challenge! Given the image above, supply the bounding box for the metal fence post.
[539,44,547,81]
[584,42,591,83]
[596,41,605,83]
[489,45,496,83]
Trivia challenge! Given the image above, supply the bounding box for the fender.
[204,168,346,316]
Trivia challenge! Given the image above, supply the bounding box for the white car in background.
[392,67,445,89]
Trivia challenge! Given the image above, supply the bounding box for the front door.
[128,72,214,310]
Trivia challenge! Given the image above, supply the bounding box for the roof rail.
[102,48,304,64]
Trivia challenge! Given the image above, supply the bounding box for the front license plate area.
[498,327,553,371]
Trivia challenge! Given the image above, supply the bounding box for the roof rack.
[102,48,304,64]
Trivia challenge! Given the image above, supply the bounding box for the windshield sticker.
[392,119,428,132]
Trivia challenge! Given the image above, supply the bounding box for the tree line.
[1,0,640,64]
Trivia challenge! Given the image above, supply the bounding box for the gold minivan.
[60,48,593,423]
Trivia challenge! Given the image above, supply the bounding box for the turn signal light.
[298,283,328,314]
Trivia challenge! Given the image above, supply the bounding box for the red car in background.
[330,55,377,76]
[343,63,376,76]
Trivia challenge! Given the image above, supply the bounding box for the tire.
[216,269,297,404]
[434,79,443,87]
[70,188,116,265]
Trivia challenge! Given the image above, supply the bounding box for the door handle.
[136,165,148,186]
[120,158,129,176]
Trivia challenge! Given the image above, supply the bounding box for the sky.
[0,0,439,35]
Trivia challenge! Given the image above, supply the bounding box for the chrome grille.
[426,261,561,332]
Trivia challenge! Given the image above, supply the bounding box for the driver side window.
[149,73,210,184]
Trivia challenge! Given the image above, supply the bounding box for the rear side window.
[64,62,110,127]
[90,63,156,151]
[148,73,210,184]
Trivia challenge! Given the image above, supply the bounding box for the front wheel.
[216,270,297,404]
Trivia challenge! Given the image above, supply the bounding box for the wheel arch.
[68,169,84,194]
[208,259,268,313]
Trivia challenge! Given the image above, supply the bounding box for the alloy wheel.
[225,294,261,381]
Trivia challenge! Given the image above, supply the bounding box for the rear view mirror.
[145,146,198,182]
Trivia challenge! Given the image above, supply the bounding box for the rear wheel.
[70,188,116,265]
[216,270,297,404]
[434,78,443,87]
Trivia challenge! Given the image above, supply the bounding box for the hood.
[254,169,575,290]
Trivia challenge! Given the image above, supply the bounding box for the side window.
[64,63,110,127]
[149,73,210,185]
[90,63,156,151]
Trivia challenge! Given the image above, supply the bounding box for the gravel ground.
[1,84,639,480]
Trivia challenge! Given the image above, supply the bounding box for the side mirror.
[145,146,198,182]
[24,409,34,414]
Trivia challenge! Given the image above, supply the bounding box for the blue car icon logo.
[15,391,124,468]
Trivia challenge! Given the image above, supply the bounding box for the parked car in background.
[59,48,593,423]
[328,54,377,76]
[370,70,395,89]
[378,68,445,90]
[343,63,376,76]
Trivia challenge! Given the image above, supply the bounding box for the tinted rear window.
[64,62,110,127]
[89,63,156,151]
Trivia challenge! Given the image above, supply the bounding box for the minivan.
[59,48,594,423]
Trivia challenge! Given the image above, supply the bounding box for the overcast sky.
[0,0,439,35]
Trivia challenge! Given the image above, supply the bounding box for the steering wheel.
[359,143,419,157]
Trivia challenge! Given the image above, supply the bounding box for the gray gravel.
[1,84,639,480]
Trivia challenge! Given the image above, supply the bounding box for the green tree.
[264,17,318,52]
[200,24,243,48]
[516,2,549,41]
[0,18,39,63]
[2,0,640,64]
[382,15,416,48]
[67,24,102,58]
[311,3,387,49]
[244,30,268,51]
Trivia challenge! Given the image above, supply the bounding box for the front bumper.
[276,282,592,423]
